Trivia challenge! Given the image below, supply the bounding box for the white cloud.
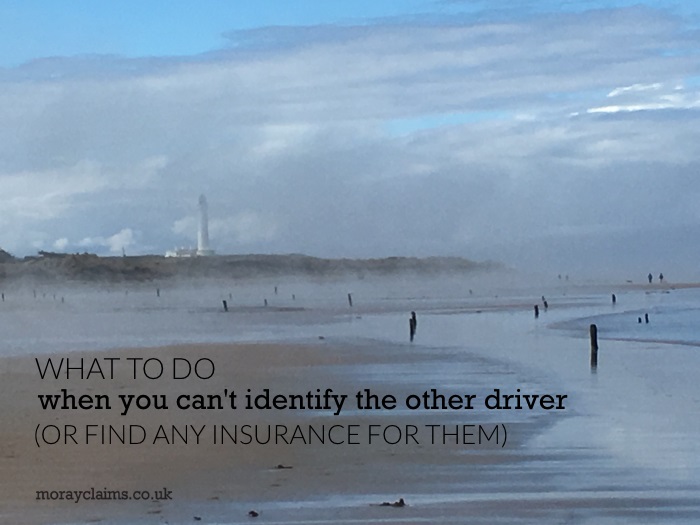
[106,229,135,253]
[53,237,69,251]
[0,6,699,277]
[589,82,700,114]
[608,83,663,97]
[77,228,136,254]
[0,160,107,222]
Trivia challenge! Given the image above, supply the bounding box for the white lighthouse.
[196,194,215,256]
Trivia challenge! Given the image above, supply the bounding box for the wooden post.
[156,288,160,297]
[589,324,598,369]
[222,300,228,312]
[348,293,353,307]
[264,298,268,307]
[534,304,539,318]
[611,293,616,305]
[644,313,649,324]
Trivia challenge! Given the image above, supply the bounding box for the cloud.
[53,237,69,251]
[77,228,136,254]
[212,212,278,244]
[607,83,664,97]
[171,216,198,238]
[0,160,107,222]
[583,80,700,114]
[106,228,136,253]
[0,5,699,278]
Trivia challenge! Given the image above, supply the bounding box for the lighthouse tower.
[196,194,215,256]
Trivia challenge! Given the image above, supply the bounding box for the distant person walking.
[659,273,664,283]
[409,314,417,342]
[648,273,653,284]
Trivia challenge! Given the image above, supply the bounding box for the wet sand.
[1,341,526,525]
[2,283,700,524]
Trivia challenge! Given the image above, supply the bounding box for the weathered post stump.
[590,324,598,369]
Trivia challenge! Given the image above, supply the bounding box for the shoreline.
[3,284,700,523]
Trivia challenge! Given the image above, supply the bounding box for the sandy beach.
[2,339,528,525]
[0,343,494,524]
[2,280,700,524]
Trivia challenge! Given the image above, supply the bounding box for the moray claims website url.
[36,487,172,503]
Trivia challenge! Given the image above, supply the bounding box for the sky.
[1,1,700,280]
